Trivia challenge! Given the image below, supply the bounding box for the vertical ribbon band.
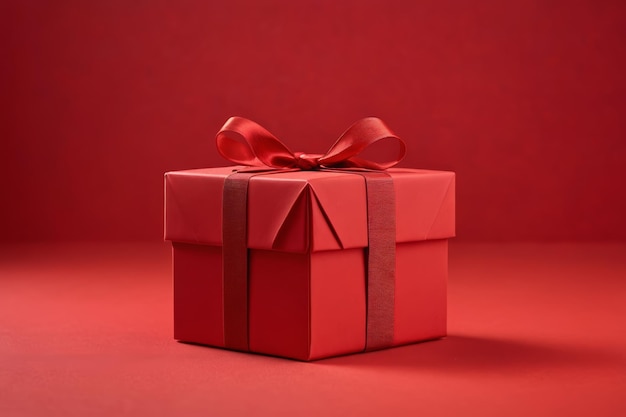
[361,173,396,351]
[222,172,254,351]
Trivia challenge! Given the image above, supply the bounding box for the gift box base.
[172,239,448,361]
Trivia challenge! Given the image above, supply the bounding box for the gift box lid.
[165,166,454,253]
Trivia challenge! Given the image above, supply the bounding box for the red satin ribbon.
[219,117,404,353]
[216,116,406,170]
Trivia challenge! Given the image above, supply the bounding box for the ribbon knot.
[294,152,322,170]
[216,117,406,171]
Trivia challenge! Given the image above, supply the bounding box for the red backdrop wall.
[2,0,625,241]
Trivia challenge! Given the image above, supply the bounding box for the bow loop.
[216,117,405,170]
[216,117,298,168]
[319,117,406,170]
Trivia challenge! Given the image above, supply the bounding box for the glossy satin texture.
[216,116,406,170]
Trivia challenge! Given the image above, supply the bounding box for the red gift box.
[164,117,455,360]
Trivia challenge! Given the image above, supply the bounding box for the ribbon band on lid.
[218,117,404,353]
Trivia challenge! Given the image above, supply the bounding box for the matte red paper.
[165,166,455,360]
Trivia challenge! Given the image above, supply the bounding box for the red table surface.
[1,242,625,416]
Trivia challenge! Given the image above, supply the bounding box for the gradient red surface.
[2,0,626,241]
[2,1,626,415]
[1,242,625,416]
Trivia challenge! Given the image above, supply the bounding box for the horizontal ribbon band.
[218,117,402,353]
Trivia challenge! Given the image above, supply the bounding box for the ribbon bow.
[216,116,406,170]
[218,116,401,355]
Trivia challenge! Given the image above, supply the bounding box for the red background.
[2,2,626,416]
[3,0,626,242]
